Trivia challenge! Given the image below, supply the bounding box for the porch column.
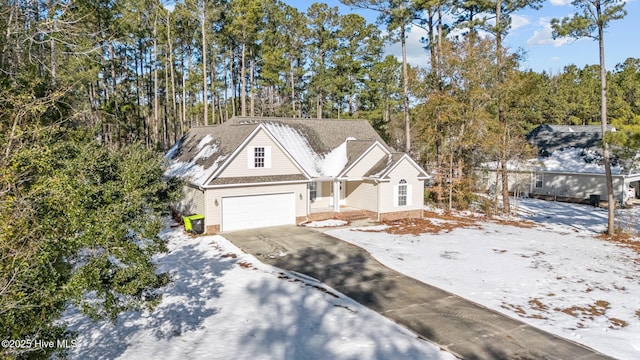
[333,180,340,213]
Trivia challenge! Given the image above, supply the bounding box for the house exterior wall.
[343,145,386,178]
[219,129,302,178]
[203,182,308,231]
[345,181,378,212]
[378,159,424,214]
[176,185,205,216]
[530,172,627,202]
[479,169,534,196]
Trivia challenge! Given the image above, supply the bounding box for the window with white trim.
[398,179,408,206]
[248,146,271,169]
[535,172,543,188]
[254,147,265,168]
[309,182,318,202]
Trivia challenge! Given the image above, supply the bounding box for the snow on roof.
[482,147,624,174]
[320,140,349,176]
[263,122,349,177]
[541,148,622,174]
[164,141,226,185]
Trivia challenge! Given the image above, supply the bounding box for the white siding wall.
[203,183,307,227]
[345,181,377,212]
[480,169,534,195]
[530,172,627,201]
[344,145,386,178]
[379,159,424,214]
[177,185,205,215]
[219,129,302,178]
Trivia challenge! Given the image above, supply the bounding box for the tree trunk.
[229,48,236,118]
[240,42,246,116]
[167,12,179,141]
[153,13,159,146]
[597,3,615,234]
[401,25,411,153]
[317,94,323,119]
[201,0,208,125]
[181,46,187,134]
[210,49,216,123]
[496,1,510,214]
[250,51,255,117]
[290,58,296,117]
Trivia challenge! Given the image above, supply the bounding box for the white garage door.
[221,193,295,232]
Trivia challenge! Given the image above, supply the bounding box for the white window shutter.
[264,146,272,168]
[247,147,255,169]
[393,185,399,208]
[406,184,413,207]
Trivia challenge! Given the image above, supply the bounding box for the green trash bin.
[182,214,205,234]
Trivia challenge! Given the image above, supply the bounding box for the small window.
[309,182,317,202]
[535,172,543,188]
[398,179,407,206]
[254,147,265,168]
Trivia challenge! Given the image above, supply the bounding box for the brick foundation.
[307,209,371,222]
[379,209,423,221]
[206,225,220,234]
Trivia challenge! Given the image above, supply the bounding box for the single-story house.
[165,117,429,233]
[478,124,640,205]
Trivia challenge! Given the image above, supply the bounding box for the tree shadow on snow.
[237,246,442,360]
[64,242,234,360]
[518,199,610,233]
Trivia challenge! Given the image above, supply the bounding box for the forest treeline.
[2,0,638,149]
[0,0,637,357]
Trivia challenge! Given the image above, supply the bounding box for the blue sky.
[283,0,639,74]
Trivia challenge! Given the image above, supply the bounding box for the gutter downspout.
[376,179,381,222]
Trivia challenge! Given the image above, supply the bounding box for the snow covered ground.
[62,198,640,359]
[328,198,640,360]
[63,224,455,360]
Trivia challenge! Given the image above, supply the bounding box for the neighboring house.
[478,124,640,205]
[165,117,429,233]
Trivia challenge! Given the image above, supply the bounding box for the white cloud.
[526,18,571,47]
[550,0,572,5]
[384,26,432,67]
[510,14,530,30]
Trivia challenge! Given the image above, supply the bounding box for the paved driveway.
[224,225,611,360]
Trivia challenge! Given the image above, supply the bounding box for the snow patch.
[304,219,348,228]
[164,144,226,186]
[321,141,349,177]
[197,134,213,150]
[264,122,350,177]
[541,148,622,174]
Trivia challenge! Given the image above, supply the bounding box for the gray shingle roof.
[526,124,615,155]
[165,117,393,185]
[343,140,378,173]
[364,153,405,179]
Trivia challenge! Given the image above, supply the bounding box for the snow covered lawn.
[63,223,455,360]
[327,198,640,360]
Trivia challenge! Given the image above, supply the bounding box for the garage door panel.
[222,193,295,232]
